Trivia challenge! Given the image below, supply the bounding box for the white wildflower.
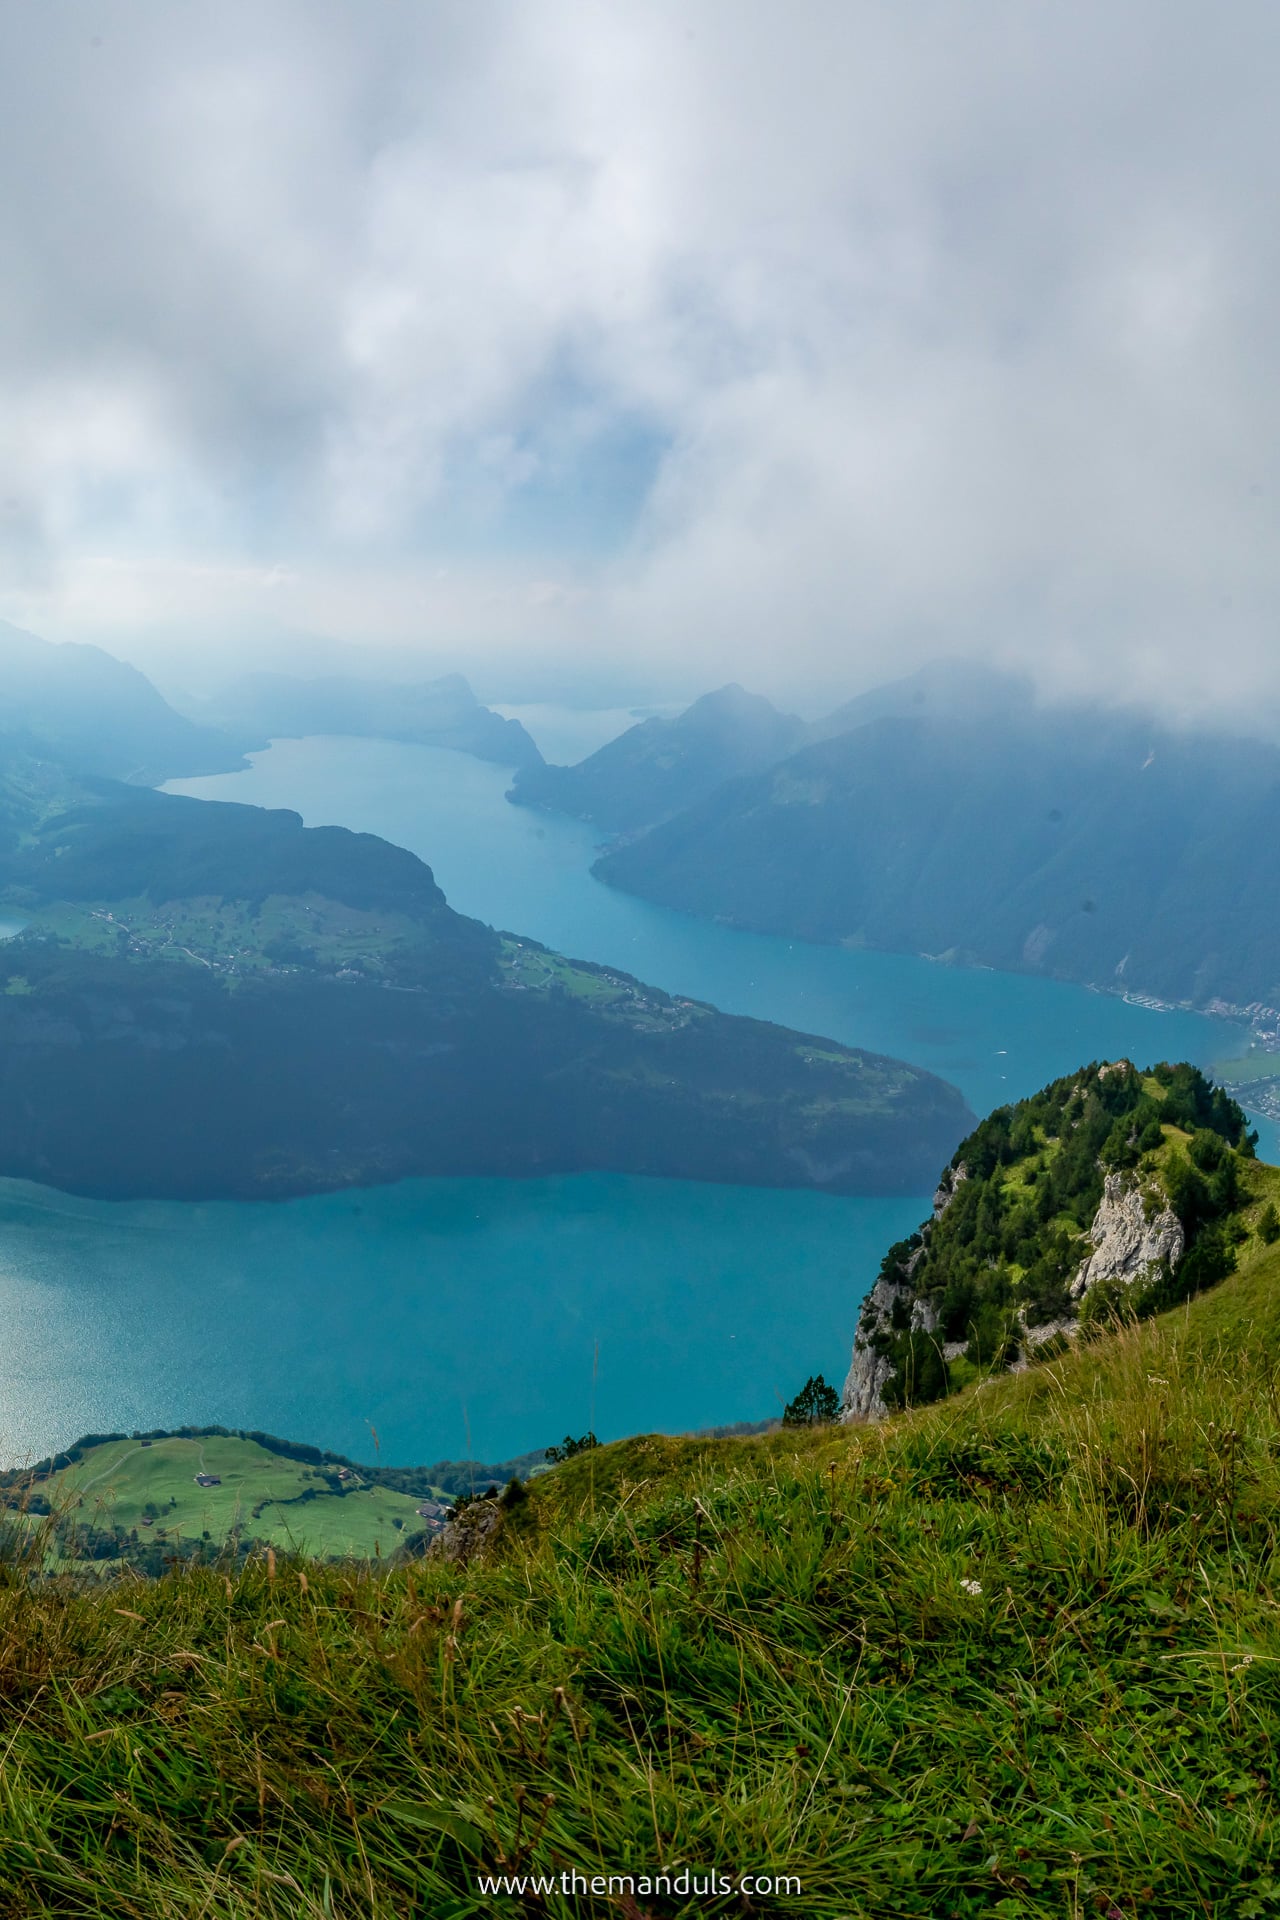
[960,1578,983,1598]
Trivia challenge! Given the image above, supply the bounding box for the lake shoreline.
[0,725,1264,1475]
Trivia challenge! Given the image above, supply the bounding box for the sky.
[1,1,1278,716]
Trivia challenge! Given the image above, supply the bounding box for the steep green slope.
[0,750,969,1198]
[594,702,1280,1012]
[4,1189,1280,1914]
[844,1060,1258,1415]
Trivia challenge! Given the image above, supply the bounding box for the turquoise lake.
[0,728,1263,1468]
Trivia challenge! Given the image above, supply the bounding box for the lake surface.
[0,727,1262,1468]
[0,1174,919,1470]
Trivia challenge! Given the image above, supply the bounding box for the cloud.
[0,0,1278,718]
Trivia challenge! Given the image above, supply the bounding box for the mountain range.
[0,621,544,786]
[507,661,1029,835]
[511,661,1280,1014]
[508,682,809,832]
[192,669,542,768]
[13,620,1280,1016]
[595,697,1280,1012]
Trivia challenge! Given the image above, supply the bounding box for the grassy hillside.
[5,1208,1280,1914]
[7,1435,440,1571]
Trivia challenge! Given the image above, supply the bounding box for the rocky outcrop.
[840,1274,916,1421]
[932,1161,968,1216]
[1070,1172,1184,1299]
[841,1163,965,1422]
[429,1498,504,1566]
[841,1160,1186,1420]
[1006,1317,1078,1375]
[835,1059,1244,1425]
[841,1250,939,1423]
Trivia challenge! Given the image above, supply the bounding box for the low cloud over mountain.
[2,4,1279,721]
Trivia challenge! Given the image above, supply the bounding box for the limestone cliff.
[1070,1172,1184,1299]
[841,1164,963,1422]
[837,1061,1249,1424]
[841,1272,937,1421]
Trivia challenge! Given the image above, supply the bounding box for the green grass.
[497,937,711,1033]
[499,938,697,1010]
[18,891,439,980]
[5,1252,1280,1913]
[30,1435,433,1563]
[499,940,627,1002]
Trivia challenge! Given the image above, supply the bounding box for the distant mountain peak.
[811,658,1035,742]
[679,683,798,728]
[508,682,808,834]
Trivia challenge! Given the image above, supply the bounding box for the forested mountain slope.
[595,704,1280,1011]
[0,746,969,1199]
[508,661,1034,839]
[508,682,809,833]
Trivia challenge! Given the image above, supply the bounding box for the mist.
[1,1,1278,721]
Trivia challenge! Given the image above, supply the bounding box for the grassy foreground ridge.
[5,1161,1280,1916]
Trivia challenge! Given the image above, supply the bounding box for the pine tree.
[782,1374,840,1427]
[544,1432,599,1465]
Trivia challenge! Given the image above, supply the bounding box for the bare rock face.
[841,1273,909,1421]
[841,1162,965,1423]
[932,1161,968,1216]
[1070,1172,1184,1299]
[430,1498,504,1566]
[840,1253,940,1422]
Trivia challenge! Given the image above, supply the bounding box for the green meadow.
[13,892,436,980]
[22,1434,434,1565]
